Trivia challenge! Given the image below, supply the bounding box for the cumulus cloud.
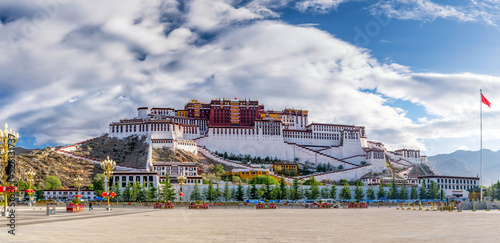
[1,0,500,155]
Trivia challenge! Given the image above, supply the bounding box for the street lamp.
[25,169,35,207]
[177,175,186,203]
[74,175,83,200]
[0,123,18,216]
[100,156,115,210]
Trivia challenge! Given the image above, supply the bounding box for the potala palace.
[106,98,440,182]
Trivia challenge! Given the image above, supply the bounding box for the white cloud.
[295,0,352,13]
[370,0,497,26]
[1,0,500,156]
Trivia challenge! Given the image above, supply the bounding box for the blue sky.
[281,0,500,76]
[2,0,500,156]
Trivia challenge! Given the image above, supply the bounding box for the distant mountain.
[428,149,500,185]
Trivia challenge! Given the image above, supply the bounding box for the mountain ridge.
[428,149,500,185]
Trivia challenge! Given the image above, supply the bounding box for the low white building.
[43,187,96,201]
[152,162,202,184]
[361,176,418,187]
[110,171,160,189]
[417,175,479,199]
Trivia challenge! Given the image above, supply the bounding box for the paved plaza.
[1,206,500,242]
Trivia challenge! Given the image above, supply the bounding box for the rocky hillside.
[152,147,199,162]
[5,136,240,188]
[5,147,94,188]
[407,163,439,177]
[73,135,148,168]
[152,147,237,175]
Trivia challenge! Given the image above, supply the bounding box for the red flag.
[234,97,237,100]
[482,94,491,108]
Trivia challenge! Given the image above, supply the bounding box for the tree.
[139,184,148,202]
[399,180,408,200]
[270,186,280,200]
[367,187,375,200]
[123,183,132,201]
[339,182,351,200]
[304,177,322,186]
[44,176,62,190]
[230,186,237,201]
[330,184,337,199]
[263,177,272,200]
[354,180,364,186]
[388,176,398,200]
[92,174,106,196]
[320,187,329,199]
[161,180,176,202]
[35,184,44,200]
[205,180,215,202]
[213,164,225,178]
[111,184,122,202]
[411,186,418,200]
[16,181,28,191]
[339,179,348,185]
[377,180,386,199]
[223,182,231,202]
[419,178,427,200]
[388,187,395,200]
[291,178,300,200]
[191,181,203,202]
[309,178,320,200]
[236,180,245,201]
[250,176,279,185]
[279,176,287,200]
[354,185,364,201]
[147,186,157,202]
[249,180,258,199]
[132,183,141,202]
[215,184,222,202]
[427,181,439,199]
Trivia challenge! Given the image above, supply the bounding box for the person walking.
[89,201,93,211]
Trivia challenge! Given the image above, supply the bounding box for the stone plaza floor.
[1,205,500,242]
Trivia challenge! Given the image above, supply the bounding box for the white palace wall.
[308,163,386,182]
[198,131,287,159]
[319,146,344,159]
[283,143,357,169]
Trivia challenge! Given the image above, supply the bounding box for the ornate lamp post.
[100,156,115,210]
[0,123,18,216]
[177,175,186,203]
[74,175,83,200]
[25,169,36,207]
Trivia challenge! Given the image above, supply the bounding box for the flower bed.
[154,203,174,209]
[320,203,331,208]
[348,203,368,208]
[66,204,84,213]
[256,203,277,209]
[188,203,210,209]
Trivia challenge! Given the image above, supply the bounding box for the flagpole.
[480,89,483,201]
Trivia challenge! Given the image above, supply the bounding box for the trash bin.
[46,206,56,215]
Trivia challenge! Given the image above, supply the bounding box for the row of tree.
[186,176,447,202]
[213,151,286,164]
